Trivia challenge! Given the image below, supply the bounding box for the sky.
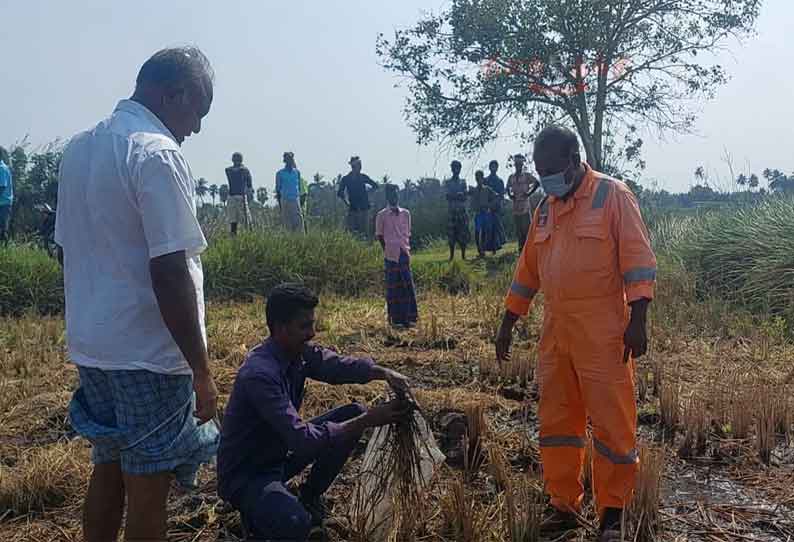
[1,0,792,194]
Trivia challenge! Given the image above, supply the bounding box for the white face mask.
[540,165,573,198]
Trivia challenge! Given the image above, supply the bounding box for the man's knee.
[243,482,312,540]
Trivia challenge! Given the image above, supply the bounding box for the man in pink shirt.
[375,184,417,328]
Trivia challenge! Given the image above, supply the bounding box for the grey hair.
[135,46,214,97]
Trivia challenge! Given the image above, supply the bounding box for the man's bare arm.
[150,251,209,375]
[150,251,217,422]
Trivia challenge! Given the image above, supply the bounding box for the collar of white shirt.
[115,99,178,144]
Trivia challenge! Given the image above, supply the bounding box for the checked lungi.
[385,251,418,326]
[447,207,471,247]
[69,366,219,488]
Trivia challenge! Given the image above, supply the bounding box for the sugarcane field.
[1,1,793,541]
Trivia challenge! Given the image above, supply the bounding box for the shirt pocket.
[574,221,610,273]
[533,227,551,245]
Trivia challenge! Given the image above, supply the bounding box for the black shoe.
[599,507,623,541]
[299,491,328,527]
[540,507,579,533]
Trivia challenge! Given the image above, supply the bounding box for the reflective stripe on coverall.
[504,164,656,516]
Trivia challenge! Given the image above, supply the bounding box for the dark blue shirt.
[485,173,505,197]
[217,339,375,503]
[337,173,378,211]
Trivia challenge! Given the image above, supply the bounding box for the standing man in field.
[444,160,470,261]
[376,184,418,327]
[275,151,304,233]
[496,126,656,541]
[218,284,413,540]
[485,159,506,243]
[506,154,540,250]
[0,146,13,244]
[225,151,253,236]
[337,156,378,239]
[54,47,219,542]
[470,170,502,257]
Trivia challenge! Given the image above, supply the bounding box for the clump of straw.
[490,448,543,542]
[726,374,753,440]
[627,444,664,542]
[441,478,488,542]
[0,440,90,516]
[350,390,434,541]
[500,347,535,387]
[463,402,486,481]
[755,382,788,465]
[659,376,680,437]
[679,391,709,458]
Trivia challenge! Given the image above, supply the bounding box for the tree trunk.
[592,56,610,173]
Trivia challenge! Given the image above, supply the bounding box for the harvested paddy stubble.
[5,264,794,539]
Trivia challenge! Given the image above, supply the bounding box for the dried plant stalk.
[772,384,791,438]
[489,446,512,493]
[350,393,435,541]
[627,444,665,542]
[441,478,488,542]
[500,347,535,387]
[504,476,544,542]
[636,368,651,403]
[651,358,663,398]
[478,346,499,383]
[679,392,709,458]
[755,383,787,465]
[659,376,680,435]
[727,375,753,440]
[490,447,543,542]
[707,375,729,430]
[463,402,486,480]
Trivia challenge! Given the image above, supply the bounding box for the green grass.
[0,232,522,315]
[671,197,794,323]
[203,229,383,300]
[0,243,64,316]
[411,240,518,295]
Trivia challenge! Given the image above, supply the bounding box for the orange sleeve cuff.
[626,282,655,303]
[505,294,533,317]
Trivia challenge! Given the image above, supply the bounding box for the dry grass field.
[3,255,794,541]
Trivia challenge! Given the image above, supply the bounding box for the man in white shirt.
[55,47,219,542]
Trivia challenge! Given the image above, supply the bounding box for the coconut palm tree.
[219,184,229,206]
[209,184,219,205]
[195,178,209,205]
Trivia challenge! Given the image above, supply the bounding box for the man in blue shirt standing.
[0,147,13,244]
[337,156,379,239]
[276,151,304,233]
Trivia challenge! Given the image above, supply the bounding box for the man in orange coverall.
[496,126,656,541]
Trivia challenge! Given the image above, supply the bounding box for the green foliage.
[672,197,794,323]
[202,230,383,301]
[6,144,62,238]
[0,244,63,316]
[377,0,760,173]
[413,259,475,295]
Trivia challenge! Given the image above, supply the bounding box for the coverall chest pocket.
[533,227,551,252]
[574,223,609,273]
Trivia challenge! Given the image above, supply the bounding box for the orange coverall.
[505,164,656,515]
